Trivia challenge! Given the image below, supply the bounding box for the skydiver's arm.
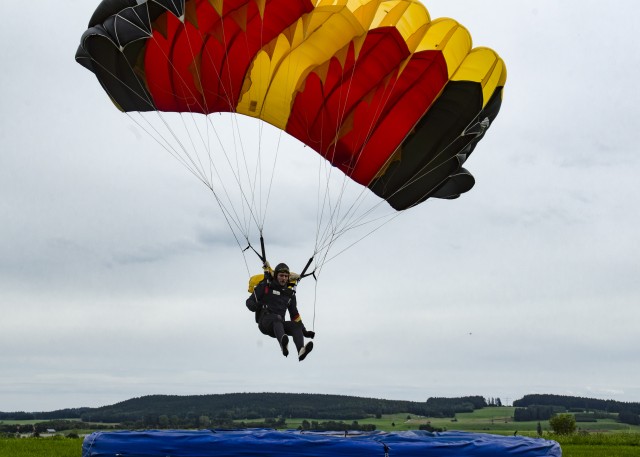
[287,296,302,324]
[288,296,315,338]
[288,300,315,338]
[246,281,266,312]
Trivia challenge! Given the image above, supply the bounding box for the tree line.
[513,394,640,414]
[512,394,640,426]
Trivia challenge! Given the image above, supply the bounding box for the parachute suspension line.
[177,19,223,189]
[248,118,264,229]
[259,125,284,233]
[209,12,277,240]
[310,48,365,262]
[241,112,281,235]
[129,113,253,241]
[313,209,399,260]
[177,113,215,184]
[114,27,261,260]
[228,111,255,235]
[329,52,432,238]
[311,133,362,264]
[313,155,335,259]
[317,41,410,254]
[323,211,402,266]
[124,113,252,269]
[192,115,259,239]
[310,150,335,262]
[310,271,320,331]
[148,112,254,242]
[133,110,271,270]
[124,114,252,256]
[305,61,413,265]
[192,112,261,242]
[179,22,259,239]
[242,6,275,234]
[310,132,378,261]
[220,103,281,242]
[140,33,232,190]
[254,0,268,232]
[155,112,212,183]
[213,10,268,237]
[140,13,255,246]
[149,8,282,267]
[123,112,203,184]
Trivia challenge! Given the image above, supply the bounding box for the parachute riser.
[290,256,316,295]
[299,256,315,280]
[243,235,268,267]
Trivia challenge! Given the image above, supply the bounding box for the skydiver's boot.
[298,341,313,362]
[280,335,289,357]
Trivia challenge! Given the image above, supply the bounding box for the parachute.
[76,0,506,273]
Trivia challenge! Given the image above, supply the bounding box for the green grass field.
[0,435,82,457]
[286,407,640,435]
[553,433,640,457]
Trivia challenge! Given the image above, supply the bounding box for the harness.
[255,278,297,327]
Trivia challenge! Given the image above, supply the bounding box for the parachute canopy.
[76,0,506,210]
[82,429,560,457]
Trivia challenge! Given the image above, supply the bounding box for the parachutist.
[246,263,314,361]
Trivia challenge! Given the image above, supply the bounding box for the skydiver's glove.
[263,261,273,281]
[289,272,300,282]
[303,329,315,339]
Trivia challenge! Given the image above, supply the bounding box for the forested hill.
[513,394,640,414]
[78,393,487,423]
[0,393,486,423]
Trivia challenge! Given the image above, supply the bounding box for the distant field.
[0,419,43,425]
[4,407,639,435]
[285,407,640,435]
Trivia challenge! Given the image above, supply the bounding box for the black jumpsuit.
[246,278,305,352]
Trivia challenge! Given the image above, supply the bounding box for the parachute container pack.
[76,0,506,211]
[82,429,561,457]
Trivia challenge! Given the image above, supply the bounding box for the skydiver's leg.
[285,321,313,361]
[284,321,304,352]
[262,314,288,356]
[258,313,276,337]
[272,319,285,343]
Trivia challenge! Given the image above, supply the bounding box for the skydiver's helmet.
[274,263,290,276]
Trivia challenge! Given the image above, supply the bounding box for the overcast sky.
[1,0,639,413]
